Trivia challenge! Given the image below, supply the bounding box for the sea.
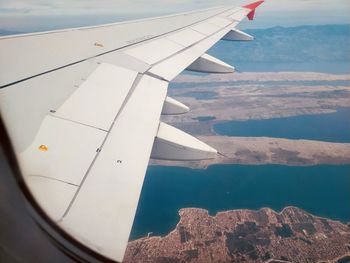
[171,80,350,89]
[130,107,350,240]
[214,108,350,143]
[226,61,350,75]
[130,164,350,240]
[129,48,350,240]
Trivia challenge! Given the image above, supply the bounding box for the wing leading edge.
[0,1,264,262]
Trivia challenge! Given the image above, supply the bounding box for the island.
[153,71,350,168]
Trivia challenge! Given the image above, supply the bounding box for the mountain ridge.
[209,24,350,63]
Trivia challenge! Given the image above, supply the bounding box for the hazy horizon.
[0,0,349,33]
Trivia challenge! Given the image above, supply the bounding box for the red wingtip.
[243,0,264,11]
[243,0,264,20]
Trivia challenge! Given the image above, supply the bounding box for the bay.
[130,164,350,240]
[213,108,350,143]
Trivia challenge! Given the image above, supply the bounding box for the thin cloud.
[0,0,235,16]
[0,0,348,32]
[0,0,349,16]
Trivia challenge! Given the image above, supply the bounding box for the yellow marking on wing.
[38,145,48,152]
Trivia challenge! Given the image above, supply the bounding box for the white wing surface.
[0,1,264,261]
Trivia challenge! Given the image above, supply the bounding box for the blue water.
[178,91,218,100]
[232,62,350,75]
[192,116,216,122]
[170,80,350,89]
[130,164,350,240]
[213,108,350,143]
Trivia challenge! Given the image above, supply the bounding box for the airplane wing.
[0,1,264,262]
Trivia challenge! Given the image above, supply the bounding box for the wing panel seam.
[59,73,144,220]
[28,175,79,187]
[149,22,234,67]
[50,114,108,132]
[0,6,237,89]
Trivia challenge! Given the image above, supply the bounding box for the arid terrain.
[151,136,350,168]
[124,207,350,263]
[154,71,350,167]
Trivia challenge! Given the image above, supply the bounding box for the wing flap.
[59,75,168,262]
[0,60,100,152]
[54,63,138,131]
[18,115,106,220]
[25,176,78,221]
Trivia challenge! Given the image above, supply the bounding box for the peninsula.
[124,207,350,263]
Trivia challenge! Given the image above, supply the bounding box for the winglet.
[243,0,264,20]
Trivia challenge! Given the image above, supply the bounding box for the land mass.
[153,71,350,167]
[124,207,350,263]
[151,136,350,168]
[143,72,350,262]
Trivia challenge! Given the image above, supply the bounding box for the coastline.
[125,206,350,263]
[127,70,350,262]
[156,71,350,168]
[150,136,350,168]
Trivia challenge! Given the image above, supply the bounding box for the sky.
[0,0,349,32]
